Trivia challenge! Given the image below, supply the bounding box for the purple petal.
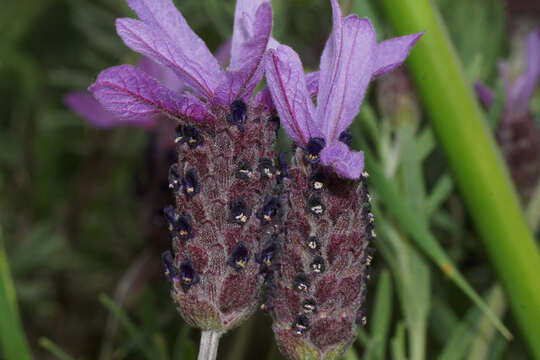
[116,18,219,99]
[215,3,272,105]
[65,91,154,128]
[89,65,212,124]
[474,82,494,109]
[306,71,320,98]
[231,0,270,69]
[126,0,222,78]
[507,30,540,115]
[253,87,274,111]
[320,142,364,179]
[215,39,232,69]
[316,5,377,143]
[372,32,424,78]
[138,57,185,92]
[265,46,318,146]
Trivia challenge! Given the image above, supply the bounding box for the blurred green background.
[1,0,539,359]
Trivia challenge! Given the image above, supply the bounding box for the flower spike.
[264,1,421,358]
[265,0,422,179]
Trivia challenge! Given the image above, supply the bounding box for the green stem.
[0,227,32,360]
[379,0,540,357]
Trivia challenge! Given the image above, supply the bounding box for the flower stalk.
[379,0,540,357]
[198,331,221,360]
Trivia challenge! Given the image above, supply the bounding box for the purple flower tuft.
[265,0,422,179]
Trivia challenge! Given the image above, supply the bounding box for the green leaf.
[379,0,540,356]
[390,322,407,360]
[369,270,393,360]
[99,293,157,360]
[38,338,74,360]
[0,227,33,360]
[425,175,454,217]
[364,151,511,340]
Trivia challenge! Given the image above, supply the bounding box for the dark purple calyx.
[302,299,317,314]
[276,152,289,180]
[292,315,310,335]
[230,198,251,225]
[228,242,250,271]
[183,169,200,198]
[236,160,254,180]
[307,195,325,216]
[164,205,194,241]
[256,238,279,271]
[257,196,280,224]
[293,273,310,292]
[338,129,353,146]
[168,164,181,191]
[309,169,326,191]
[162,250,179,282]
[307,236,321,251]
[258,158,276,179]
[184,126,203,149]
[310,256,326,274]
[304,137,325,165]
[179,259,199,291]
[174,125,186,144]
[227,99,248,128]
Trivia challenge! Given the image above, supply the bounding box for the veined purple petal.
[265,46,318,146]
[215,39,232,69]
[138,57,185,92]
[306,71,320,98]
[372,32,424,78]
[126,0,222,79]
[507,30,540,115]
[253,87,274,111]
[65,91,155,128]
[474,82,494,109]
[320,142,364,179]
[214,3,272,105]
[89,65,212,124]
[231,0,270,69]
[116,18,218,99]
[316,10,377,143]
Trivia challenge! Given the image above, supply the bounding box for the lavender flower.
[88,0,282,333]
[264,0,422,358]
[475,30,540,200]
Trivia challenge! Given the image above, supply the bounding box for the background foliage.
[0,0,539,359]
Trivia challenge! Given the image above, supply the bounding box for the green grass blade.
[370,270,393,360]
[378,0,540,355]
[467,285,507,360]
[0,227,33,360]
[99,293,156,360]
[390,322,407,360]
[38,338,74,360]
[364,152,511,340]
[425,175,454,217]
[438,304,481,360]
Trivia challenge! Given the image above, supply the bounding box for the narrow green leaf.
[369,270,393,360]
[390,322,407,360]
[365,151,511,340]
[342,347,360,360]
[0,227,32,360]
[38,338,74,360]
[399,123,427,217]
[415,128,436,163]
[438,304,481,360]
[379,0,540,355]
[467,285,507,360]
[99,293,156,360]
[425,175,454,216]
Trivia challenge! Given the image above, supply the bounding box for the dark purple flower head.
[474,29,540,201]
[88,0,274,126]
[265,0,422,179]
[475,29,540,119]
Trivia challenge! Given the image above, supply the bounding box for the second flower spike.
[264,0,422,358]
